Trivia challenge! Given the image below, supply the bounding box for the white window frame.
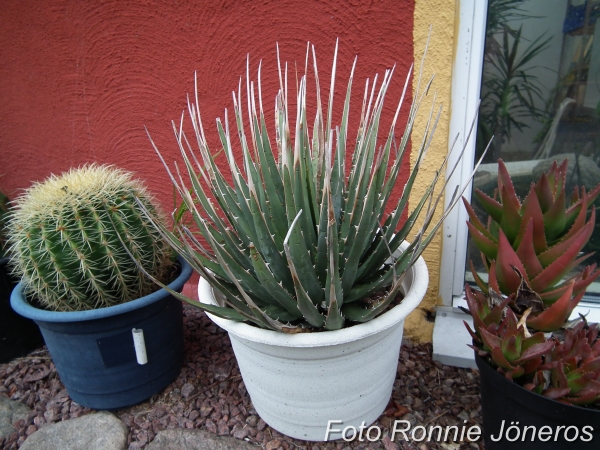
[435,0,600,368]
[439,0,488,308]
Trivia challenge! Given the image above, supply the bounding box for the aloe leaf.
[496,229,529,295]
[463,197,497,242]
[207,229,292,331]
[330,57,356,222]
[513,341,555,365]
[502,336,520,362]
[497,159,521,212]
[215,117,259,243]
[515,219,543,279]
[538,217,593,268]
[561,195,589,244]
[469,260,489,294]
[339,73,391,256]
[201,234,273,302]
[475,189,503,223]
[292,76,318,247]
[544,188,566,243]
[292,159,317,253]
[165,284,250,322]
[514,185,547,254]
[467,222,498,261]
[531,211,595,292]
[535,173,554,213]
[500,185,522,243]
[310,45,326,198]
[527,282,574,331]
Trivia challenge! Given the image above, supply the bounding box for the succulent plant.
[144,43,471,332]
[465,285,554,380]
[7,164,173,311]
[0,191,9,258]
[464,159,600,331]
[464,284,600,406]
[528,320,600,405]
[463,159,600,406]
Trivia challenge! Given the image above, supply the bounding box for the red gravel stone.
[1,304,485,449]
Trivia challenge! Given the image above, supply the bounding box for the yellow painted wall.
[405,0,458,342]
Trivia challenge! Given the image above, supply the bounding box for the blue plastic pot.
[10,256,192,410]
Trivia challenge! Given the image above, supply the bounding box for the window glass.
[467,0,600,299]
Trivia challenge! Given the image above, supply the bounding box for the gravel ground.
[0,303,484,450]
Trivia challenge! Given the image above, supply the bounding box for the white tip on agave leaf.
[284,209,304,247]
[257,60,264,118]
[325,38,339,141]
[193,71,208,144]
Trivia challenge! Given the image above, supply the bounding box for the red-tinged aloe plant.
[464,284,600,406]
[526,320,600,405]
[464,159,600,331]
[464,284,554,380]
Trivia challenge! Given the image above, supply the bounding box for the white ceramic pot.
[198,244,428,441]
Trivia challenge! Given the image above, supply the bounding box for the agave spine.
[465,159,600,329]
[145,43,470,332]
[8,164,173,311]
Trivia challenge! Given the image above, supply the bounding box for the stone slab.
[147,429,258,450]
[432,306,476,369]
[0,396,30,439]
[20,411,128,450]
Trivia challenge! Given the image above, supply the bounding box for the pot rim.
[10,255,192,323]
[198,241,428,347]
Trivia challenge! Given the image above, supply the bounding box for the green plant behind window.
[478,25,552,160]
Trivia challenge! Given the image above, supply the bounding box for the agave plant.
[143,43,475,332]
[464,159,600,331]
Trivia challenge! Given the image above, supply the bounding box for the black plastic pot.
[10,256,192,410]
[0,258,44,363]
[476,353,600,448]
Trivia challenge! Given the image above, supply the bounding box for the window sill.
[432,296,600,369]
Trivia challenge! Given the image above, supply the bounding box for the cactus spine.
[8,164,173,311]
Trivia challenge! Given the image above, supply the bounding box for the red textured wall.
[0,0,414,214]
